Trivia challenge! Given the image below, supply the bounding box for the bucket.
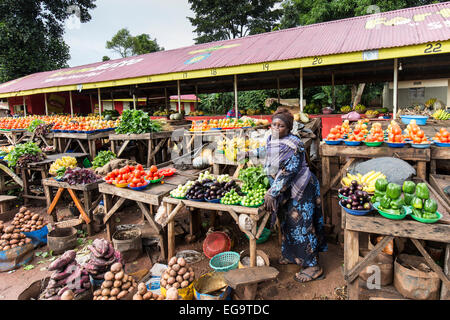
[193,272,231,300]
[358,249,394,286]
[0,243,34,273]
[160,281,194,300]
[47,227,78,255]
[238,249,270,269]
[394,254,441,300]
[112,227,142,263]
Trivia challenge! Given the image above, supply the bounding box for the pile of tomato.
[346,132,364,142]
[405,122,430,144]
[326,125,345,141]
[105,164,148,187]
[364,123,384,142]
[387,124,405,143]
[432,128,450,143]
[157,167,177,177]
[145,165,164,182]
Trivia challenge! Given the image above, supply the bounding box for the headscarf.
[272,107,293,132]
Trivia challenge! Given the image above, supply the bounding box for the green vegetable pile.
[0,150,7,158]
[5,142,43,167]
[374,179,404,215]
[55,166,66,180]
[115,110,163,134]
[220,188,242,205]
[92,150,116,169]
[241,189,265,207]
[27,119,45,133]
[410,183,438,220]
[238,166,269,192]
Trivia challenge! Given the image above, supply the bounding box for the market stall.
[53,130,111,160]
[0,129,29,146]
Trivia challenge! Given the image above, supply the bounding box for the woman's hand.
[264,192,276,212]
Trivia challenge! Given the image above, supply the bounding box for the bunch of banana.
[432,109,450,120]
[425,98,437,108]
[49,156,77,175]
[341,171,386,193]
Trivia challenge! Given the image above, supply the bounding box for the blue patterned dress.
[260,137,328,267]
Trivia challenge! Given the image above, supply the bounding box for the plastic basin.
[400,115,428,125]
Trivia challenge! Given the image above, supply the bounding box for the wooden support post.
[321,156,331,225]
[344,228,359,300]
[416,161,426,180]
[67,189,91,224]
[103,194,113,241]
[441,244,449,300]
[167,203,175,259]
[83,190,93,236]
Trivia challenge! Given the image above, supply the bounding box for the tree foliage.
[188,0,282,44]
[0,0,96,83]
[106,28,163,58]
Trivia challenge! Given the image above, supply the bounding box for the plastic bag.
[155,205,168,227]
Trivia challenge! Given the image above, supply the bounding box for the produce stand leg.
[167,202,175,259]
[442,244,450,300]
[63,138,73,153]
[67,189,91,225]
[43,184,52,209]
[111,140,116,155]
[21,169,29,205]
[89,139,96,160]
[103,194,113,241]
[47,187,65,223]
[344,226,359,300]
[83,190,93,236]
[321,156,331,225]
[416,161,426,180]
[250,223,257,267]
[213,164,220,175]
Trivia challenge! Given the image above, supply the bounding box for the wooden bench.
[0,195,18,213]
[224,266,279,300]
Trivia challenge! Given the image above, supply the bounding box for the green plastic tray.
[364,141,383,147]
[410,211,442,224]
[373,202,408,220]
[240,200,264,208]
[170,195,186,199]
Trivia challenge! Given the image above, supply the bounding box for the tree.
[106,28,163,58]
[0,0,96,83]
[188,0,282,44]
[102,56,111,61]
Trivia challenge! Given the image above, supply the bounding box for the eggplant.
[351,206,357,210]
[357,205,364,210]
[351,180,358,186]
[346,204,351,209]
[355,190,363,197]
[363,203,371,210]
[350,195,357,202]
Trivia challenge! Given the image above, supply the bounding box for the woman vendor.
[244,107,327,283]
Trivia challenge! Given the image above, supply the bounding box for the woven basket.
[209,251,240,272]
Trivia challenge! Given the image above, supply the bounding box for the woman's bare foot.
[293,266,324,283]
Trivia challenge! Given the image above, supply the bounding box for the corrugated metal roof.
[1,2,449,95]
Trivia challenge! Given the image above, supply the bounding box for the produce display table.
[429,174,450,213]
[0,129,29,146]
[20,152,88,204]
[42,178,102,236]
[0,162,22,194]
[162,196,270,268]
[343,209,450,300]
[319,143,431,235]
[109,128,189,167]
[98,170,201,261]
[53,131,111,159]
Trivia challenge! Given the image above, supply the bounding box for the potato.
[138,283,147,295]
[181,280,189,288]
[32,214,40,221]
[111,262,122,273]
[167,277,175,285]
[128,286,134,293]
[12,233,20,240]
[183,272,190,280]
[157,295,165,300]
[121,281,131,290]
[113,280,122,288]
[117,290,128,300]
[122,274,128,283]
[176,275,183,283]
[114,270,124,280]
[188,267,193,273]
[163,273,169,280]
[61,290,74,300]
[5,226,14,233]
[178,267,187,275]
[189,276,194,283]
[143,292,153,300]
[3,245,10,250]
[25,238,32,243]
[101,296,109,300]
[109,296,117,300]
[19,218,24,223]
[101,288,111,296]
[133,293,143,300]
[9,239,18,245]
[94,289,102,297]
[110,288,120,296]
[160,279,167,288]
[10,244,17,248]
[177,257,186,267]
[169,256,177,267]
[19,207,27,213]
[103,280,113,288]
[169,269,177,277]
[172,264,180,272]
[173,282,180,289]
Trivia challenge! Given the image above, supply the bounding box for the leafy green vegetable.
[238,165,269,191]
[92,150,116,169]
[27,119,45,133]
[23,265,35,270]
[115,110,163,134]
[5,142,43,167]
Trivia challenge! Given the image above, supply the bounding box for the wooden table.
[0,129,29,145]
[109,129,187,167]
[20,153,88,204]
[53,131,111,159]
[162,197,270,267]
[42,178,102,235]
[430,146,450,174]
[343,210,450,300]
[98,170,201,261]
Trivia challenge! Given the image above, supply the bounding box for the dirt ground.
[0,201,346,300]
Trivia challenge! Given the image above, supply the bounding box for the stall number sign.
[363,50,379,61]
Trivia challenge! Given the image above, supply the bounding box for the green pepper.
[383,208,401,215]
[386,183,402,200]
[411,197,423,210]
[416,183,429,200]
[402,181,416,194]
[375,178,388,192]
[402,193,415,206]
[371,196,378,204]
[412,208,423,218]
[390,197,404,210]
[423,199,437,213]
[380,195,391,209]
[374,190,386,198]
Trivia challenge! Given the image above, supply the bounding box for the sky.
[63,0,197,68]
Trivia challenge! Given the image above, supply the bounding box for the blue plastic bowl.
[339,200,373,216]
[400,115,428,125]
[386,142,406,148]
[434,141,450,147]
[128,179,150,190]
[324,139,342,145]
[410,143,432,149]
[206,198,222,203]
[343,140,362,146]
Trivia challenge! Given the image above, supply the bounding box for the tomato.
[392,127,402,135]
[327,134,336,140]
[416,130,424,138]
[150,165,158,173]
[413,137,421,144]
[134,171,142,178]
[394,135,403,143]
[129,183,137,188]
[119,168,127,174]
[136,164,144,171]
[137,183,144,187]
[119,180,126,185]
